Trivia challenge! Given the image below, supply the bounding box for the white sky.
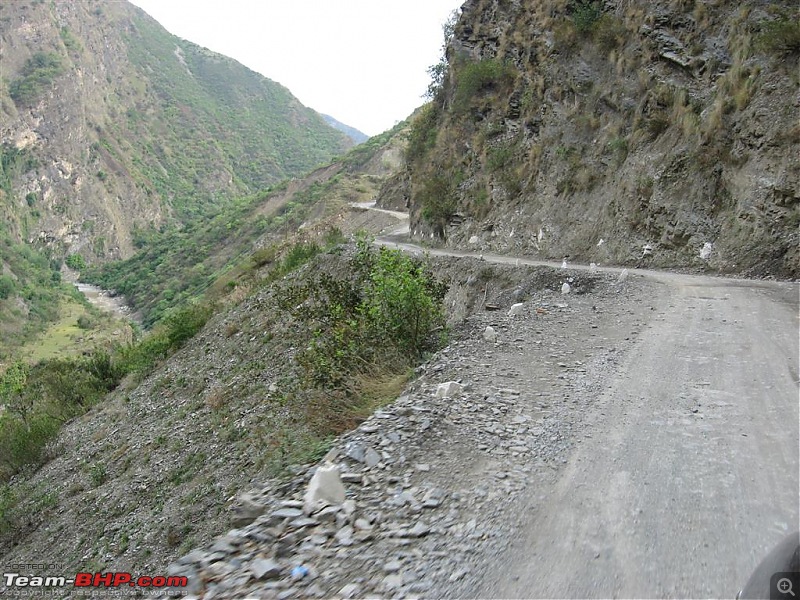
[127,0,462,137]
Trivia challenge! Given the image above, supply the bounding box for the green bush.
[486,142,516,173]
[755,17,800,57]
[87,463,107,487]
[281,242,321,273]
[9,53,65,106]
[0,352,127,480]
[121,303,212,373]
[419,171,460,234]
[59,27,82,53]
[406,103,440,164]
[65,253,86,270]
[424,9,458,100]
[83,350,126,391]
[362,246,448,356]
[0,414,60,478]
[76,314,94,330]
[571,1,602,33]
[0,275,14,300]
[278,241,447,422]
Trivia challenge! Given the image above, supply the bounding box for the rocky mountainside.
[0,0,352,265]
[400,0,799,278]
[0,226,653,592]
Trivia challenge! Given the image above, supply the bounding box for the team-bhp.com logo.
[4,571,188,589]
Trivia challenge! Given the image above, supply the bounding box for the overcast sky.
[128,0,462,137]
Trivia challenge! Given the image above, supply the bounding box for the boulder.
[304,464,346,515]
[508,303,524,317]
[436,381,462,398]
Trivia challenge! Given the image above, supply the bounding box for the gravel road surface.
[475,275,799,598]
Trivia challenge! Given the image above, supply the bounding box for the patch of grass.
[755,17,800,57]
[593,14,627,52]
[19,299,128,364]
[453,59,516,115]
[607,136,628,164]
[59,27,82,54]
[486,140,517,172]
[406,103,440,164]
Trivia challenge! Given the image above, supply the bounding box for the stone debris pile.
[165,270,649,599]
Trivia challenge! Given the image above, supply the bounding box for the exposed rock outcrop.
[405,0,799,277]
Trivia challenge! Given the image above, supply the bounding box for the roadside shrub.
[419,171,459,235]
[361,246,448,356]
[277,240,447,434]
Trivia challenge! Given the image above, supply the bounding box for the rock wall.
[404,0,799,277]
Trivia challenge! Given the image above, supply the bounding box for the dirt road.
[375,211,800,597]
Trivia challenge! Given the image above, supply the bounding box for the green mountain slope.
[0,0,351,258]
[0,0,351,351]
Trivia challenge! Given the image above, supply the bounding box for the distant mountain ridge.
[322,114,370,144]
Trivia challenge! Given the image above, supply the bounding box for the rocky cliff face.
[403,0,799,277]
[0,0,351,263]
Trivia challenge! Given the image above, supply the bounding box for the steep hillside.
[0,0,351,350]
[0,0,351,263]
[0,116,421,574]
[402,0,799,277]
